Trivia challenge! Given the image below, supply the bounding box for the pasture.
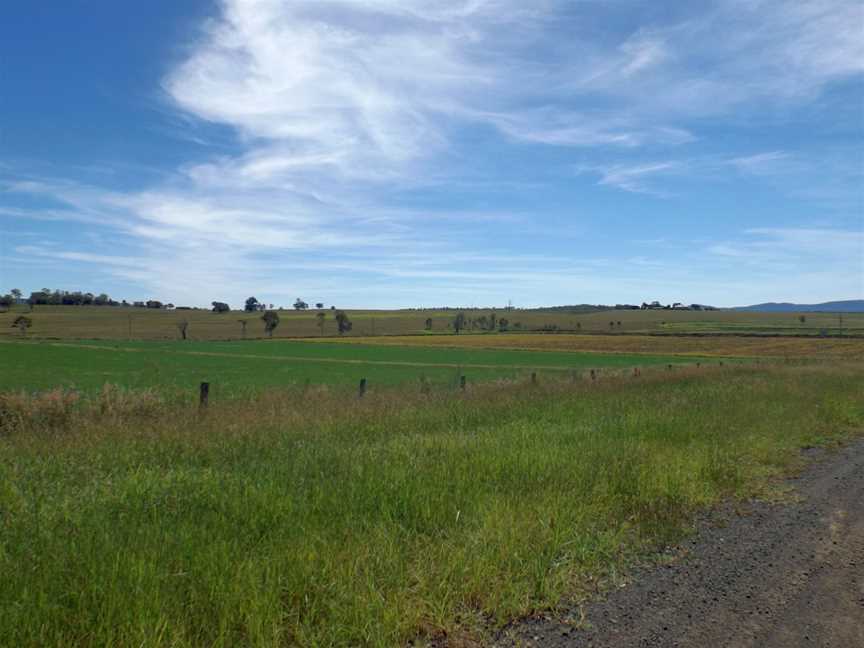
[2,305,863,647]
[0,338,719,396]
[1,304,861,341]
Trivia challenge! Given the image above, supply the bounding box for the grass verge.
[1,363,862,646]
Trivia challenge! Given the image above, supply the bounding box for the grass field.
[1,304,861,341]
[3,305,863,647]
[328,333,864,360]
[0,339,720,396]
[1,363,863,646]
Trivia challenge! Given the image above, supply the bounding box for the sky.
[1,0,862,309]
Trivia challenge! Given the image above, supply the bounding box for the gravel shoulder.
[495,437,864,648]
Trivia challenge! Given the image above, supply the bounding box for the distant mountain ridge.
[733,300,864,312]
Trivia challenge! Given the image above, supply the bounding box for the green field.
[2,363,862,646]
[1,338,720,396]
[2,305,862,647]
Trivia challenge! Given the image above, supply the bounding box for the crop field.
[2,306,863,647]
[328,333,864,360]
[0,338,720,396]
[1,304,861,341]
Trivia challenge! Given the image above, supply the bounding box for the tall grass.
[1,364,862,646]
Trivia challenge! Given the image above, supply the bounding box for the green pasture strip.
[1,365,862,647]
[0,340,720,395]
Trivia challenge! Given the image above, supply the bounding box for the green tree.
[424,317,433,331]
[11,288,22,301]
[452,312,466,335]
[176,320,189,340]
[245,297,260,313]
[261,311,280,337]
[334,311,353,335]
[12,315,32,337]
[316,311,326,336]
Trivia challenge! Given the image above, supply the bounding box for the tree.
[12,315,32,337]
[261,311,280,337]
[0,294,12,308]
[334,310,353,335]
[238,320,248,339]
[316,311,326,336]
[452,312,466,335]
[11,288,22,301]
[212,301,230,313]
[424,317,433,331]
[315,303,324,309]
[146,300,163,309]
[244,297,260,313]
[498,318,509,332]
[488,312,497,331]
[293,298,309,311]
[176,320,189,340]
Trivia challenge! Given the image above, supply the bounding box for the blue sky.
[1,0,862,308]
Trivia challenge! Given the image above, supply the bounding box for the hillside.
[733,300,864,313]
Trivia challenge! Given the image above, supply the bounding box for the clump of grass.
[0,388,80,434]
[0,364,862,647]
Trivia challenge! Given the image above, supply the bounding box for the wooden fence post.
[358,378,367,398]
[199,382,209,409]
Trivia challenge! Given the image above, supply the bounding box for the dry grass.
[1,304,860,341]
[317,333,864,359]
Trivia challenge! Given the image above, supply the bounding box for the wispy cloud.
[2,0,862,305]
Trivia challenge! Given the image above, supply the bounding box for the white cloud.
[4,0,862,306]
[577,161,683,195]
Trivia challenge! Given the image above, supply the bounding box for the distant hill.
[733,300,864,313]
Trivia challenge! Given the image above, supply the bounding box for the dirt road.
[496,438,864,648]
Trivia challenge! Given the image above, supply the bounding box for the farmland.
[1,304,861,341]
[1,362,863,647]
[2,306,863,647]
[0,339,719,396]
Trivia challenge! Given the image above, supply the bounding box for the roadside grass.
[1,363,862,647]
[0,339,721,395]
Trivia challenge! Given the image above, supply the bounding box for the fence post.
[590,369,596,381]
[358,378,367,398]
[633,367,640,378]
[460,375,466,391]
[199,382,209,409]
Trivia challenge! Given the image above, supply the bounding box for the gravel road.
[495,438,864,648]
